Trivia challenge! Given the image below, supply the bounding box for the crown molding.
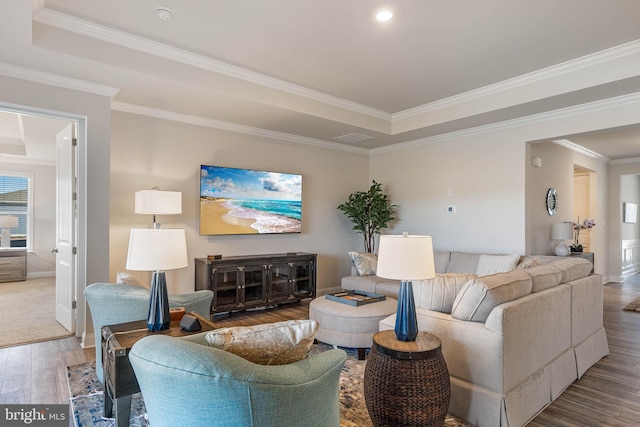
[111,102,369,154]
[392,39,640,122]
[552,139,610,160]
[0,62,119,98]
[34,8,390,122]
[372,91,640,155]
[610,157,640,165]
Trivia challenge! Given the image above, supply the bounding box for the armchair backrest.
[129,335,347,427]
[84,283,213,382]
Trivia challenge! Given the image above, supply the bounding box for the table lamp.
[0,216,18,248]
[135,189,182,229]
[376,233,435,341]
[551,222,573,256]
[126,228,188,331]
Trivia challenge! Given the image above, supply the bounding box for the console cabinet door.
[211,267,240,312]
[290,260,315,299]
[268,262,293,303]
[240,265,268,308]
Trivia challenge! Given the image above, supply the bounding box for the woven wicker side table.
[364,330,450,427]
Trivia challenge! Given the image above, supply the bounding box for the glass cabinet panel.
[211,267,239,310]
[291,261,314,298]
[269,262,291,301]
[241,265,267,306]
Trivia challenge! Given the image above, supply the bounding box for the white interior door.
[55,123,76,333]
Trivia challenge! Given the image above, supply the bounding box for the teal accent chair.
[129,333,347,427]
[84,282,213,382]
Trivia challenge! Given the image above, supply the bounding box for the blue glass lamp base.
[395,280,418,341]
[148,271,171,331]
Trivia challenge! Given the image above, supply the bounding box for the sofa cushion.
[434,251,451,274]
[475,254,520,276]
[451,270,533,322]
[348,251,377,276]
[549,257,593,282]
[205,319,318,365]
[412,273,478,313]
[525,264,563,293]
[446,252,482,274]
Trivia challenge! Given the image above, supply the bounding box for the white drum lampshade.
[135,189,182,229]
[126,228,188,272]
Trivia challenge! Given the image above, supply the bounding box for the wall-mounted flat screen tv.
[200,165,302,235]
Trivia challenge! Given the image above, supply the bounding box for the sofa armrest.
[169,290,213,318]
[484,284,572,390]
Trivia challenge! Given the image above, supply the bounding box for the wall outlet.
[447,205,456,213]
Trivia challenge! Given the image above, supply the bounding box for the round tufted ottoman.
[309,296,397,360]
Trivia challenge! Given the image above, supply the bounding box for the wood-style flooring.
[1,278,639,426]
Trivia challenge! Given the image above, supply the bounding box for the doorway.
[573,166,596,252]
[0,106,85,343]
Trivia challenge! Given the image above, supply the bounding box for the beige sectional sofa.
[341,251,609,427]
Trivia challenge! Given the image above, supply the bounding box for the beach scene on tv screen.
[200,165,302,235]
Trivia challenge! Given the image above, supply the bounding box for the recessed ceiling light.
[155,6,174,21]
[376,9,393,22]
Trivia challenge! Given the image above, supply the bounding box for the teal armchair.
[129,333,347,427]
[84,282,213,382]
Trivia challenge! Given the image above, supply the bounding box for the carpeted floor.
[67,343,470,427]
[0,277,72,348]
[623,296,640,312]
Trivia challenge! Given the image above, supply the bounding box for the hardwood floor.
[1,280,639,426]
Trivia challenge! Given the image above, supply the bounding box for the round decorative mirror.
[546,188,557,216]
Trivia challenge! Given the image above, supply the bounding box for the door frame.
[0,102,87,340]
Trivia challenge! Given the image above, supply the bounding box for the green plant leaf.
[337,180,397,253]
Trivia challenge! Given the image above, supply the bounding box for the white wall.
[109,111,369,295]
[370,133,525,254]
[0,161,56,276]
[620,174,640,240]
[371,96,640,281]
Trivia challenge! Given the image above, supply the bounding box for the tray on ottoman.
[325,290,386,306]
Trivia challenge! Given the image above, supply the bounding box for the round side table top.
[372,330,442,360]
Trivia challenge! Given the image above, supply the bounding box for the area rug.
[623,296,640,312]
[67,343,469,427]
[0,277,72,348]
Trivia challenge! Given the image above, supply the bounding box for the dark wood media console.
[194,252,316,315]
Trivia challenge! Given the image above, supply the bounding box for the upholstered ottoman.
[309,296,397,360]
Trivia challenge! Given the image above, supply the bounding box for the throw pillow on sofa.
[475,254,520,276]
[412,273,478,313]
[205,319,318,365]
[451,270,533,322]
[348,251,378,276]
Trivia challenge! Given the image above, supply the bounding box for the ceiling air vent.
[333,133,375,144]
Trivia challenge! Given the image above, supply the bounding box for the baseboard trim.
[82,332,95,349]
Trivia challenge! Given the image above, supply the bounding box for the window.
[0,173,32,249]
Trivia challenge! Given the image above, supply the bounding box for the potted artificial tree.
[337,180,397,253]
